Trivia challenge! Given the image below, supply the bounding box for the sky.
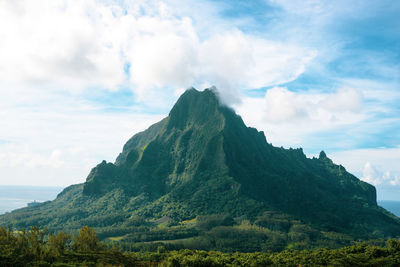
[0,0,399,200]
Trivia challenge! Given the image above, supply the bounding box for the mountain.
[1,88,400,251]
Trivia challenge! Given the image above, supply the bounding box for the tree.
[72,226,103,252]
[48,231,71,256]
[387,238,400,252]
[27,226,47,259]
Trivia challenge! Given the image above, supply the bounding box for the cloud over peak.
[0,0,399,195]
[0,0,315,104]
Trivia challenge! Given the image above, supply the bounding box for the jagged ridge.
[1,88,399,249]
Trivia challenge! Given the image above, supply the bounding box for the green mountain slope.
[1,88,399,251]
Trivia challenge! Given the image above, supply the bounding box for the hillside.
[1,88,399,251]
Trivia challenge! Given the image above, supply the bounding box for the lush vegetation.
[0,226,137,266]
[111,213,357,253]
[2,226,400,266]
[1,88,400,253]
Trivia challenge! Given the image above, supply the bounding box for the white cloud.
[263,87,309,122]
[0,0,317,186]
[331,145,400,164]
[0,0,319,186]
[0,0,126,91]
[197,31,316,104]
[330,147,400,178]
[362,162,399,186]
[320,87,363,112]
[0,0,398,195]
[0,0,315,104]
[341,78,400,105]
[0,149,64,169]
[234,86,365,146]
[329,147,400,199]
[0,88,164,186]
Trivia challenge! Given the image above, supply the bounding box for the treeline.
[111,213,354,252]
[0,226,139,266]
[2,226,400,266]
[159,241,400,266]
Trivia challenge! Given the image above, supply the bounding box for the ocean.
[1,185,400,218]
[0,185,63,215]
[379,201,400,217]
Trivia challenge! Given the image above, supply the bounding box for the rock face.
[1,88,399,244]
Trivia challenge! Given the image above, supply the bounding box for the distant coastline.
[0,185,63,215]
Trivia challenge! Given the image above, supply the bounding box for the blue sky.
[0,0,399,199]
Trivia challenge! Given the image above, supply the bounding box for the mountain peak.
[319,150,327,159]
[2,87,400,251]
[171,87,219,109]
[167,87,222,130]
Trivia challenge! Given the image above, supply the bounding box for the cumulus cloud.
[0,0,315,104]
[230,86,367,152]
[0,0,317,186]
[320,87,363,112]
[0,0,126,90]
[197,31,315,104]
[264,86,363,123]
[0,0,398,192]
[236,86,364,129]
[328,147,400,199]
[361,162,400,186]
[262,87,309,122]
[0,0,318,186]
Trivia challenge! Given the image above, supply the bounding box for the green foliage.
[72,225,103,252]
[0,226,138,266]
[122,225,200,243]
[1,225,400,266]
[196,214,234,231]
[1,88,400,253]
[48,231,71,256]
[27,226,47,259]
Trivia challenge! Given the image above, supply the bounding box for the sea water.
[0,185,63,215]
[379,201,400,217]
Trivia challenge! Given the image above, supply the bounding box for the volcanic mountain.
[1,88,399,251]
